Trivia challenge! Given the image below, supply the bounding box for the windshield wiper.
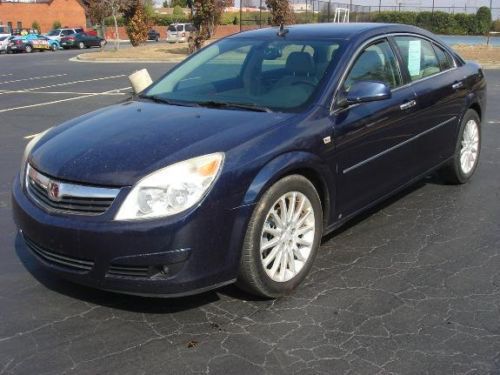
[197,101,273,113]
[138,94,196,107]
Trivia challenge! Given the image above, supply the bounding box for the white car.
[0,25,11,39]
[45,28,84,42]
[0,36,14,53]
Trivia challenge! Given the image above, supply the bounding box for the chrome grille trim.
[26,164,120,215]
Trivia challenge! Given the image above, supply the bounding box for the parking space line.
[0,87,131,114]
[0,74,68,85]
[0,90,127,96]
[0,74,127,94]
[0,73,13,77]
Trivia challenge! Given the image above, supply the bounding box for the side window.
[433,44,455,71]
[394,36,441,81]
[62,30,73,36]
[344,39,401,91]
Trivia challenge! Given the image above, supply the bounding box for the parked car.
[60,32,106,49]
[46,27,84,42]
[167,23,195,43]
[0,36,14,53]
[7,34,59,53]
[0,25,11,38]
[148,29,160,42]
[13,23,486,298]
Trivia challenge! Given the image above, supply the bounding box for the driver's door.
[331,38,421,216]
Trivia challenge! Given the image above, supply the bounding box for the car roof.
[230,23,435,41]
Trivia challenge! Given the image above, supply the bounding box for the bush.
[151,14,190,26]
[31,21,41,33]
[173,5,184,17]
[370,9,494,35]
[493,19,500,32]
[52,20,62,30]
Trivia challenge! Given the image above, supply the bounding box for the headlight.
[20,128,52,189]
[115,153,224,221]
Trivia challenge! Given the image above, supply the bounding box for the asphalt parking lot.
[1,49,500,375]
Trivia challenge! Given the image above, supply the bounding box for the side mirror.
[339,81,391,107]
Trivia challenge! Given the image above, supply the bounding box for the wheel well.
[469,103,482,120]
[285,168,331,227]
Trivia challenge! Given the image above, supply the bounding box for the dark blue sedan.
[12,23,486,298]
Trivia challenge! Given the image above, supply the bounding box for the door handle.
[452,81,464,90]
[400,100,417,111]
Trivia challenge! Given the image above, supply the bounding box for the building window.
[17,22,23,31]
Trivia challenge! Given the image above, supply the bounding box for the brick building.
[0,0,87,33]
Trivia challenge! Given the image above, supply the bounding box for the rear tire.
[78,42,85,49]
[25,45,32,53]
[236,175,323,298]
[439,109,481,184]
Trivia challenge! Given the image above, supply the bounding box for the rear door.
[392,35,466,172]
[332,38,420,216]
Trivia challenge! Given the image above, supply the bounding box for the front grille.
[107,264,151,278]
[26,164,119,216]
[24,236,94,272]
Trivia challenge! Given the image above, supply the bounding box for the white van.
[167,23,195,43]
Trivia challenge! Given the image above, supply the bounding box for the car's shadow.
[14,173,446,313]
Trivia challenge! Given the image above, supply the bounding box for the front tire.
[439,109,481,184]
[237,175,323,298]
[78,42,85,49]
[25,45,32,53]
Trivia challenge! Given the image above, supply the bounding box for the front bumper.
[12,174,252,297]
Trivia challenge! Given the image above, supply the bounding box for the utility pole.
[379,0,382,13]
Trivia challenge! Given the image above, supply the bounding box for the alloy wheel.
[460,119,479,175]
[260,192,315,282]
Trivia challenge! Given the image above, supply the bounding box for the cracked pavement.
[0,52,499,374]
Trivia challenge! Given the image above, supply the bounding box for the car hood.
[30,101,291,187]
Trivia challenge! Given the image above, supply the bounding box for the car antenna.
[277,23,289,37]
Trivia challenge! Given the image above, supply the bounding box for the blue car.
[12,23,486,298]
[7,34,59,53]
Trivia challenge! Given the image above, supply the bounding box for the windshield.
[144,37,342,112]
[47,30,60,36]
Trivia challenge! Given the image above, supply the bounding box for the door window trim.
[330,32,458,112]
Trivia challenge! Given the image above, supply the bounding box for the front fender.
[240,151,335,226]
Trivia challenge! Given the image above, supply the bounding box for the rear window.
[47,29,60,36]
[75,28,84,33]
[0,37,6,41]
[168,25,176,32]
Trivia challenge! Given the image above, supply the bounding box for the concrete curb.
[70,54,186,64]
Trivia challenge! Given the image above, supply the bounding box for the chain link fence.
[238,0,500,30]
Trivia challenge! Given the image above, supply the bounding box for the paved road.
[0,50,500,375]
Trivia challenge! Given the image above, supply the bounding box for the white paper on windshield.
[407,40,421,77]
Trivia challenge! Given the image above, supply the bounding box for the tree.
[171,0,187,7]
[265,0,294,26]
[190,0,231,52]
[31,21,41,34]
[124,0,149,46]
[88,0,133,50]
[52,20,62,30]
[476,6,492,35]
